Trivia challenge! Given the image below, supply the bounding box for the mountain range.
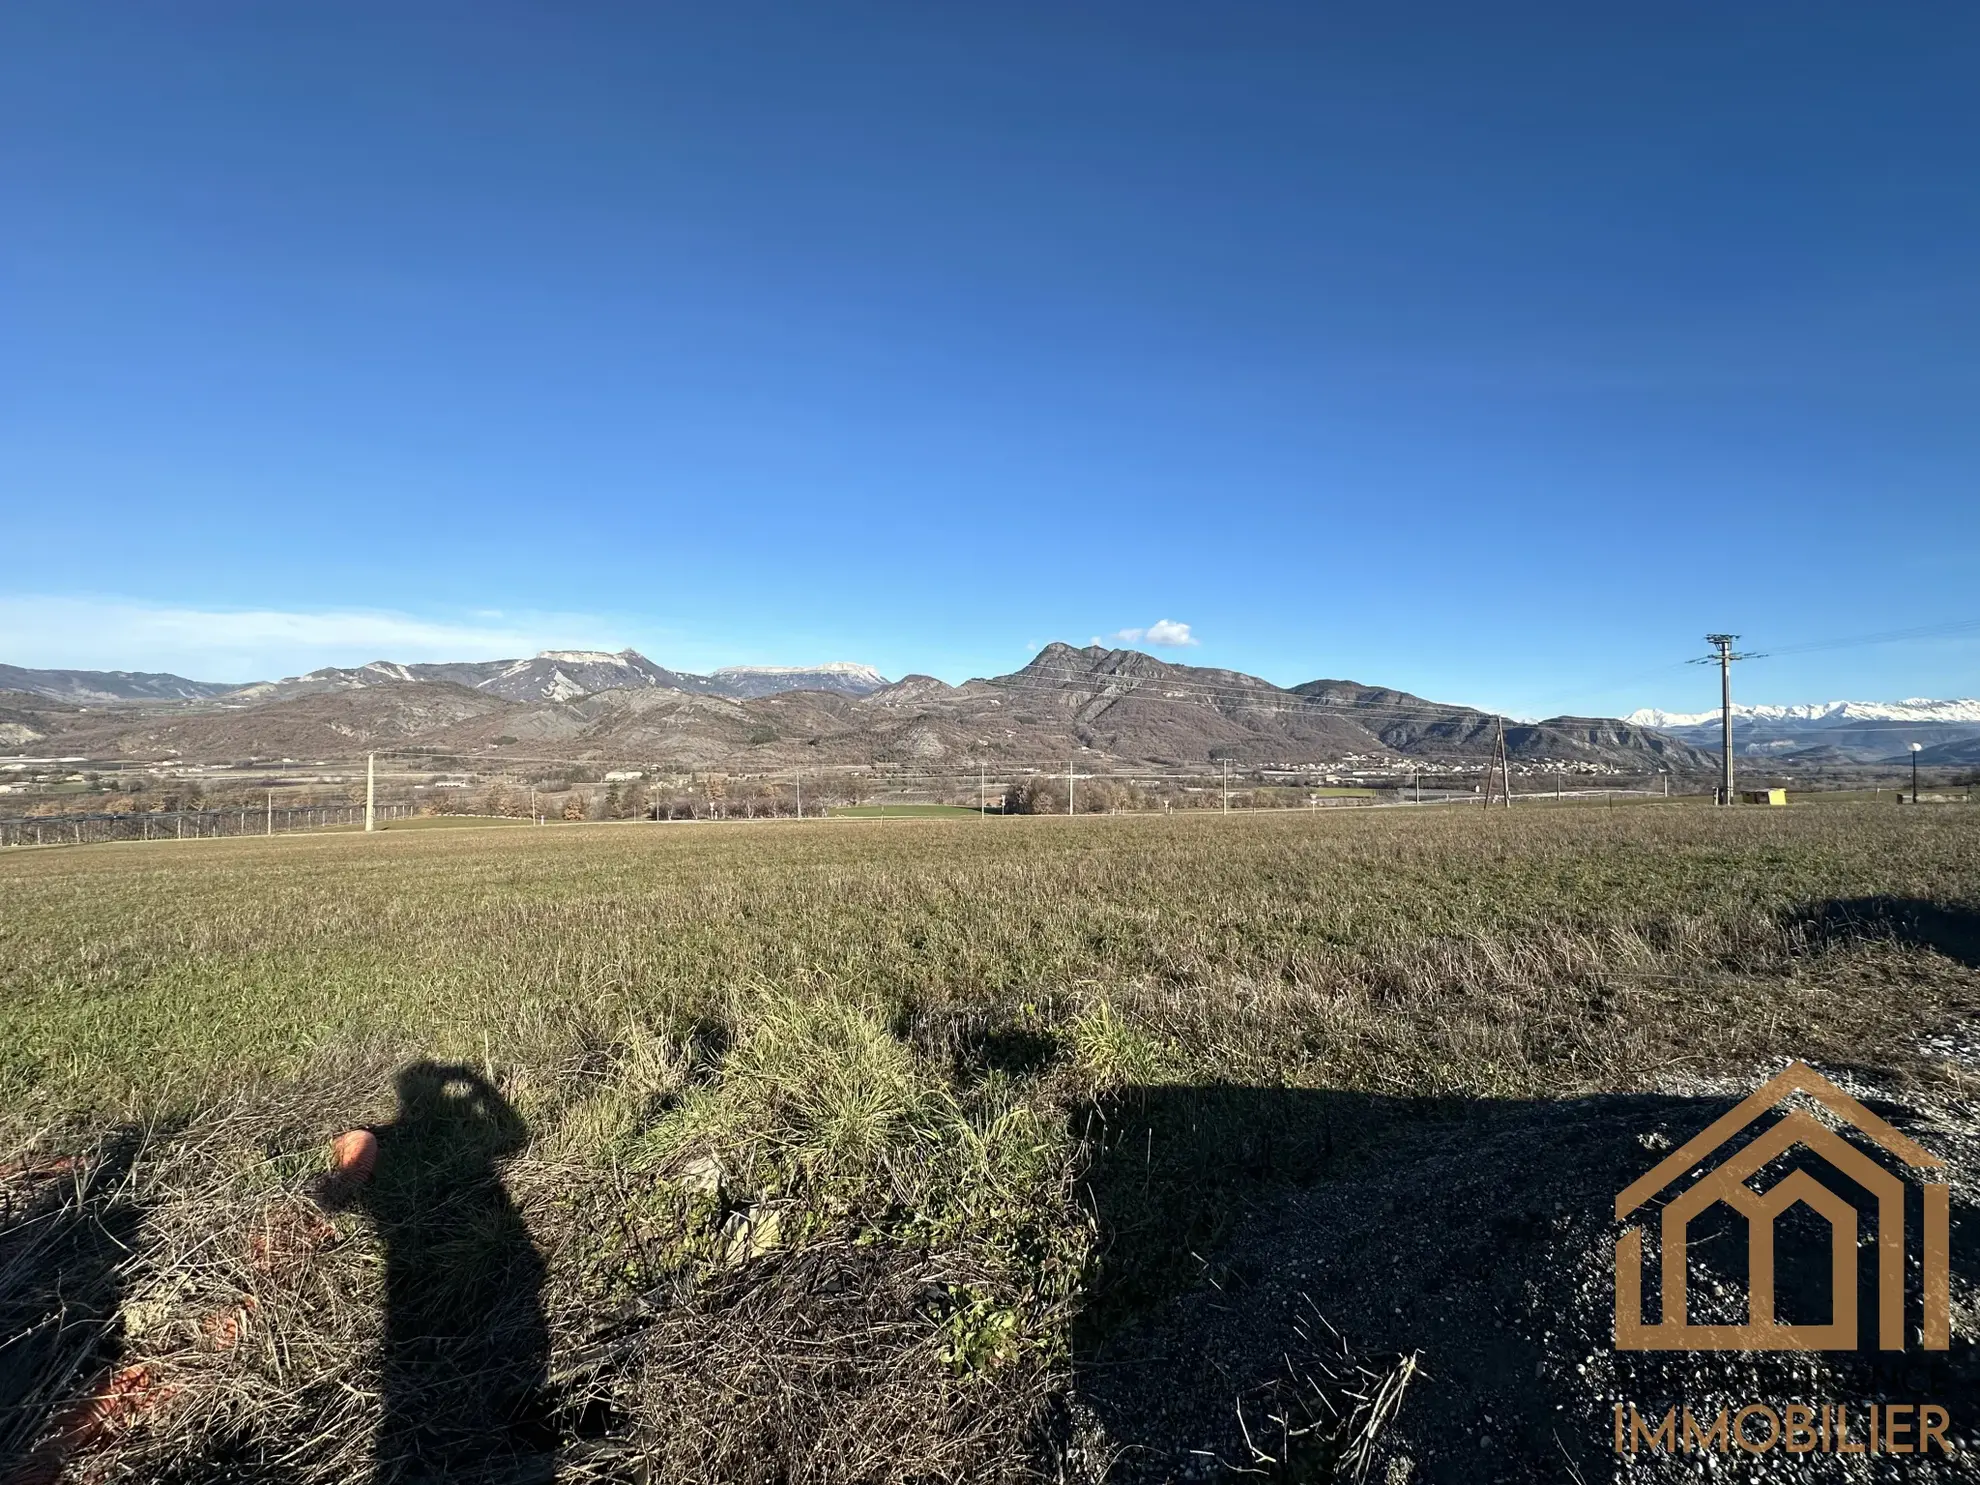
[1625,698,1980,764]
[11,650,893,707]
[0,663,241,704]
[1,645,1712,774]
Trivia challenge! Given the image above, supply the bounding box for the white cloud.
[0,595,626,682]
[1108,619,1198,648]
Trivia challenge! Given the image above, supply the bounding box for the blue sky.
[3,4,1976,717]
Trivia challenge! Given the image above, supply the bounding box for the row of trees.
[1001,778,1360,814]
[414,774,1376,821]
[10,770,1380,825]
[431,779,817,822]
[440,774,894,821]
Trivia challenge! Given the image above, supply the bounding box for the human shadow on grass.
[0,1131,143,1481]
[1072,1081,1980,1485]
[322,1063,554,1484]
[1791,896,1980,971]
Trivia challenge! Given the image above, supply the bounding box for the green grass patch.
[825,803,988,818]
[322,813,539,832]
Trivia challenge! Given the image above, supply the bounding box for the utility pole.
[1222,759,1229,814]
[365,753,376,832]
[1711,634,1735,807]
[1482,717,1512,808]
[979,761,985,818]
[1911,742,1923,804]
[1692,635,1757,806]
[266,791,274,836]
[1499,719,1513,808]
[1068,760,1075,817]
[795,773,802,821]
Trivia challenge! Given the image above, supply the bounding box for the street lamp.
[1911,742,1923,804]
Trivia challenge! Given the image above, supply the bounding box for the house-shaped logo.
[1615,1061,1950,1351]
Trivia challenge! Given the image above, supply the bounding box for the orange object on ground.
[3,1364,170,1485]
[329,1129,378,1183]
[201,1295,259,1348]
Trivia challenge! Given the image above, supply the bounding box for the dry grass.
[2,805,1977,1480]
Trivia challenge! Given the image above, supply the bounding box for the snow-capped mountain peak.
[1628,698,1980,727]
[713,662,887,683]
[1626,696,1980,763]
[535,649,643,667]
[709,662,890,698]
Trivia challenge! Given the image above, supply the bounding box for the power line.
[1756,616,1980,660]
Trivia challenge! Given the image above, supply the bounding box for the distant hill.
[982,645,1710,770]
[1300,680,1705,767]
[1000,644,1383,763]
[42,682,516,761]
[4,643,1704,774]
[0,690,68,748]
[1905,734,1980,767]
[1627,698,1980,763]
[232,650,729,705]
[711,663,889,699]
[227,650,890,705]
[0,664,239,703]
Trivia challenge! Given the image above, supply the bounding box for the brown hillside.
[4,649,1712,774]
[42,683,519,761]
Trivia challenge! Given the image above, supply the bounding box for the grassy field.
[3,805,1977,1481]
[824,803,988,817]
[318,812,540,832]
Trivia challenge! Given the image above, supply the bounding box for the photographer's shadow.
[326,1063,554,1483]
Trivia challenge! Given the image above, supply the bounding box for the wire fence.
[0,802,415,848]
[415,760,1699,824]
[11,752,1876,847]
[1,754,1713,845]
